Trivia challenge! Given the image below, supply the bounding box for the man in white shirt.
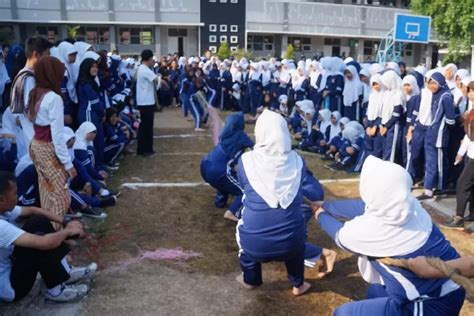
[136,49,162,156]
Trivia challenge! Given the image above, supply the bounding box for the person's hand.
[312,125,319,131]
[66,167,77,179]
[99,170,108,179]
[0,133,16,139]
[65,220,85,239]
[379,126,387,136]
[346,147,355,155]
[319,140,327,147]
[64,115,73,126]
[455,155,464,165]
[407,256,430,278]
[323,91,329,98]
[310,201,323,214]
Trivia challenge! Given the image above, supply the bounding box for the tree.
[67,25,81,39]
[411,0,473,62]
[0,26,14,46]
[217,42,230,60]
[283,44,295,60]
[230,46,255,61]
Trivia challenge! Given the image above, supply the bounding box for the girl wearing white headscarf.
[380,70,405,163]
[308,60,323,107]
[322,57,345,113]
[324,116,350,160]
[365,73,384,158]
[453,69,470,106]
[299,108,332,153]
[236,109,336,295]
[316,156,465,315]
[342,65,362,121]
[402,74,421,167]
[292,66,309,102]
[443,63,458,91]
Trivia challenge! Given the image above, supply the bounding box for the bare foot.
[318,249,337,277]
[224,210,239,222]
[236,274,256,290]
[292,282,311,296]
[195,128,206,132]
[186,117,193,122]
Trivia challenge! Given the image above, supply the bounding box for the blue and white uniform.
[236,110,324,287]
[318,156,465,315]
[200,114,253,217]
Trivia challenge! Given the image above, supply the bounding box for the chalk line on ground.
[121,178,358,190]
[121,182,210,189]
[154,134,211,139]
[158,152,207,156]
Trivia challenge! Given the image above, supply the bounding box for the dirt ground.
[2,108,472,316]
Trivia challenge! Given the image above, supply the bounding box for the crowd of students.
[0,34,473,312]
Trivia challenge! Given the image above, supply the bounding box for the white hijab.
[443,63,458,91]
[453,69,470,105]
[338,156,433,257]
[343,65,362,107]
[402,74,420,101]
[64,126,76,158]
[57,42,78,103]
[73,122,97,151]
[297,100,316,129]
[417,69,438,125]
[309,60,321,89]
[380,70,405,124]
[318,109,332,134]
[367,73,384,121]
[14,154,33,177]
[241,109,303,209]
[329,111,341,141]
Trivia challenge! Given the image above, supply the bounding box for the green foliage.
[283,44,295,60]
[217,42,231,60]
[230,46,255,61]
[411,0,473,62]
[67,25,81,39]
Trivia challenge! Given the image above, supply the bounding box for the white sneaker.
[45,284,89,303]
[66,263,98,284]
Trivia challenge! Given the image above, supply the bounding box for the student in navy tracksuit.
[323,58,344,112]
[379,70,404,164]
[402,75,421,168]
[236,110,336,296]
[308,60,322,109]
[316,156,465,315]
[0,136,17,172]
[365,74,384,158]
[201,114,253,222]
[179,66,194,119]
[103,107,126,165]
[417,72,456,199]
[247,64,263,117]
[77,58,106,169]
[14,154,39,207]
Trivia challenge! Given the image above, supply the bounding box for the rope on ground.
[378,257,474,296]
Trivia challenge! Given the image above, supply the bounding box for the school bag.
[10,68,34,114]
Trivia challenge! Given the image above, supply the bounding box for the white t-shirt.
[34,92,73,170]
[136,64,160,106]
[0,206,25,302]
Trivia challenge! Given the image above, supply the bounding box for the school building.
[0,0,439,66]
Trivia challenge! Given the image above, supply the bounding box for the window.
[220,24,227,32]
[247,35,273,51]
[119,27,153,45]
[209,0,216,2]
[36,26,58,43]
[168,28,187,37]
[288,36,311,52]
[230,0,238,3]
[75,26,110,44]
[324,38,340,46]
[220,0,227,2]
[209,24,217,32]
[230,36,238,44]
[209,35,217,43]
[230,25,238,32]
[403,43,413,57]
[363,40,376,57]
[230,46,238,51]
[209,46,217,53]
[220,35,227,43]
